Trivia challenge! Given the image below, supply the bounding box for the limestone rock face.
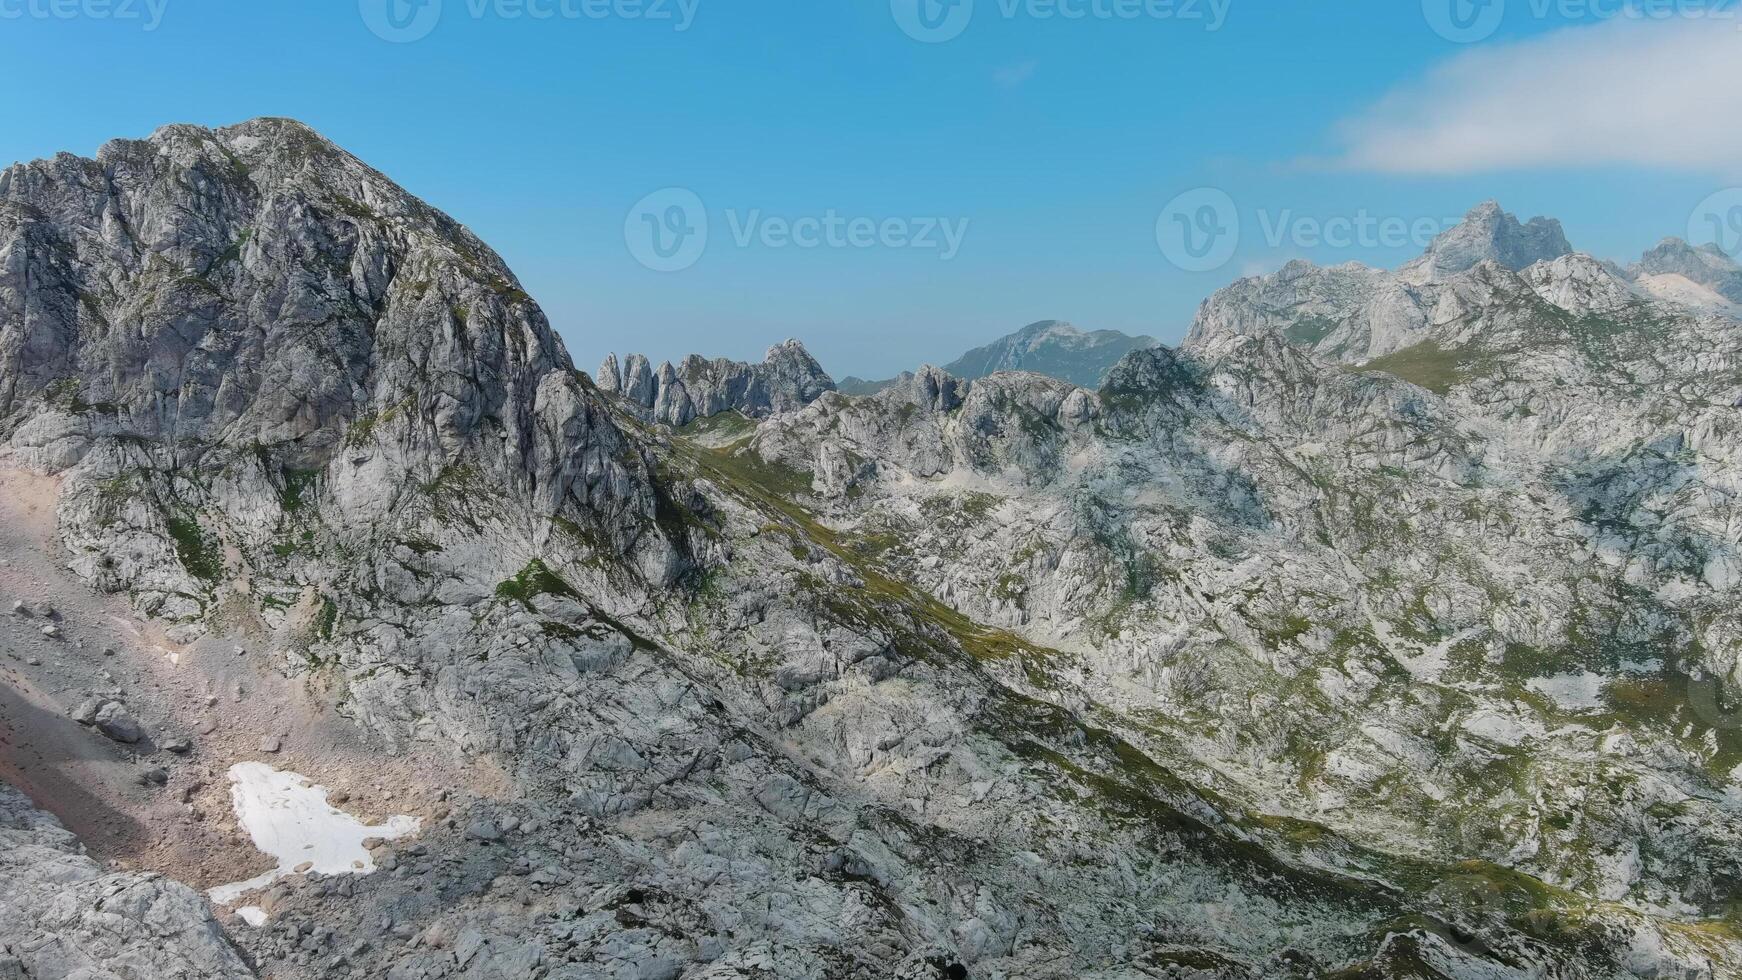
[1520,252,1638,316]
[0,117,685,595]
[595,352,622,394]
[1185,257,1423,362]
[2,118,553,461]
[0,782,253,980]
[888,363,969,414]
[597,339,835,426]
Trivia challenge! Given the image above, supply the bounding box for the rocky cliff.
[595,339,835,427]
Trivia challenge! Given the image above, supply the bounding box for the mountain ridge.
[839,320,1159,396]
[3,120,1741,979]
[1186,200,1742,370]
[595,339,835,427]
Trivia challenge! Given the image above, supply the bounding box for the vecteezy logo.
[625,188,708,273]
[1157,188,1238,273]
[890,0,974,43]
[360,0,443,42]
[1690,188,1742,260]
[1424,872,1511,961]
[1687,671,1742,731]
[1422,0,1504,43]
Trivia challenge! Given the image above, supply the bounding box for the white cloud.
[1331,16,1742,177]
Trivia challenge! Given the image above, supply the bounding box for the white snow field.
[209,763,420,910]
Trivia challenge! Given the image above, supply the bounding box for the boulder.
[93,702,143,744]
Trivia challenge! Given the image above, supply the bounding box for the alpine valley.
[2,120,1741,980]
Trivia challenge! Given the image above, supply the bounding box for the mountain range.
[837,320,1159,395]
[2,121,1742,980]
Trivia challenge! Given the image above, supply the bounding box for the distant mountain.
[1397,199,1572,282]
[836,375,897,397]
[841,320,1158,395]
[1625,237,1742,307]
[1186,201,1739,365]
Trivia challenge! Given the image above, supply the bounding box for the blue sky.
[3,0,1739,379]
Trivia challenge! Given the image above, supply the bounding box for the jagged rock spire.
[596,353,623,394]
[596,339,835,426]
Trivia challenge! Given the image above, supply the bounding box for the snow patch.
[208,762,419,905]
[236,906,268,928]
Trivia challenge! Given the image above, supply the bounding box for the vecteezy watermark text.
[1423,0,1740,44]
[625,189,970,272]
[725,210,968,258]
[1690,188,1742,259]
[891,0,1229,44]
[0,0,167,30]
[1156,188,1463,273]
[360,0,699,43]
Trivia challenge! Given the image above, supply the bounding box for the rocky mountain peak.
[1641,236,1736,265]
[1630,236,1742,305]
[1,116,569,464]
[1521,252,1639,316]
[842,320,1158,395]
[758,337,834,395]
[595,338,834,427]
[1007,319,1084,345]
[1100,343,1199,402]
[1401,200,1573,282]
[1,115,673,574]
[945,320,1158,387]
[1180,201,1742,366]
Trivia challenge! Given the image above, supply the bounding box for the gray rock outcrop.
[0,782,252,980]
[595,339,834,426]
